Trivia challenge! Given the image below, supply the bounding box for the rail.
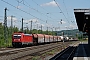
[50,45,77,60]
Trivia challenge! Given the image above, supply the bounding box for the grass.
[0,37,12,47]
[31,49,56,60]
[46,50,55,55]
[79,38,88,42]
[32,56,40,60]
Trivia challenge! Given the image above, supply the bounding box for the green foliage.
[32,29,37,34]
[0,23,19,47]
[13,26,19,32]
[32,56,40,60]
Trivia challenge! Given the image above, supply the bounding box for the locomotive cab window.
[13,34,21,39]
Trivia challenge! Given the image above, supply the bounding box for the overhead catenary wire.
[16,0,24,3]
[6,8,38,21]
[62,0,73,30]
[31,0,49,13]
[15,0,56,27]
[32,0,63,22]
[29,0,68,29]
[1,0,74,30]
[63,0,75,25]
[1,0,45,22]
[16,0,24,7]
[54,0,70,24]
[2,0,55,27]
[1,0,55,30]
[0,1,22,18]
[0,2,24,21]
[15,0,54,21]
[18,0,59,23]
[63,0,70,21]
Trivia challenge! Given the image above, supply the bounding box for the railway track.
[0,41,79,60]
[0,42,64,60]
[50,44,77,60]
[14,43,64,60]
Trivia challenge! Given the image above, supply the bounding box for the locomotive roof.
[24,34,32,36]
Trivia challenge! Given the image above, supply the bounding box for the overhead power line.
[15,0,54,21]
[54,0,70,24]
[1,0,55,30]
[32,0,62,22]
[16,0,24,3]
[31,0,48,12]
[63,0,70,20]
[1,0,45,22]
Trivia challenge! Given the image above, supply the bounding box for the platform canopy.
[74,9,90,32]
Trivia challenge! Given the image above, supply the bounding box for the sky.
[0,0,90,31]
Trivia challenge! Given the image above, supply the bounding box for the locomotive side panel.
[22,34,33,45]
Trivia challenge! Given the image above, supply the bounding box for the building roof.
[74,9,90,32]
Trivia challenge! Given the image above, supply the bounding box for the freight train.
[12,32,69,47]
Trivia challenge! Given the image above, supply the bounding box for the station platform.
[73,42,90,60]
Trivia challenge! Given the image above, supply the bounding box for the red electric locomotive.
[12,32,33,47]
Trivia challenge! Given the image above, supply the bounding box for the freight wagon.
[12,32,62,47]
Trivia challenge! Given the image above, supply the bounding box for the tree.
[0,23,4,39]
[13,26,19,32]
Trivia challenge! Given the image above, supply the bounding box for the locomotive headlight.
[18,39,20,41]
[14,39,20,41]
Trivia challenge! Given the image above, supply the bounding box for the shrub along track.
[0,41,79,60]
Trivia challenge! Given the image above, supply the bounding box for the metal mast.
[4,8,8,44]
[30,20,32,34]
[11,15,15,34]
[41,25,42,34]
[22,18,23,32]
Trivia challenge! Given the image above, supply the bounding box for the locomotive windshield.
[13,34,21,39]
